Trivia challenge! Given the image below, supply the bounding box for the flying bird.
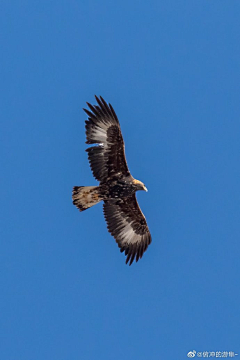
[72,96,151,265]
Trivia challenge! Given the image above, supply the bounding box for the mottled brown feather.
[74,96,152,265]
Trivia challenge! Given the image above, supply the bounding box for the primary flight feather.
[72,96,151,265]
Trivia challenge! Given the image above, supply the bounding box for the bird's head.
[133,179,148,192]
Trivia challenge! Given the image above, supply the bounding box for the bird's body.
[72,96,151,265]
[100,177,146,199]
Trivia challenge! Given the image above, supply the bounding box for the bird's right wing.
[84,96,130,183]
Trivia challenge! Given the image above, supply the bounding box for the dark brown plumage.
[72,96,151,265]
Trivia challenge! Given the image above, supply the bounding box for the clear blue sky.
[1,1,240,359]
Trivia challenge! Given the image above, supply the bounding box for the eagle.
[72,96,151,265]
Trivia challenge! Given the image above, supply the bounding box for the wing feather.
[84,96,130,182]
[103,195,151,265]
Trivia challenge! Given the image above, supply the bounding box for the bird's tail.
[72,186,102,212]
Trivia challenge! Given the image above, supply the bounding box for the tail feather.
[72,186,102,212]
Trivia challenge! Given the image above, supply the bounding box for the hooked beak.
[143,185,148,192]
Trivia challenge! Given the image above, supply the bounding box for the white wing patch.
[118,220,141,245]
[91,122,108,144]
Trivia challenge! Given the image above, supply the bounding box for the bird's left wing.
[84,96,130,183]
[103,195,151,265]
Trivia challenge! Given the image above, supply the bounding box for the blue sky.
[1,1,240,359]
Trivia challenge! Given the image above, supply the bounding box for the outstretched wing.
[103,195,151,265]
[84,96,130,183]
